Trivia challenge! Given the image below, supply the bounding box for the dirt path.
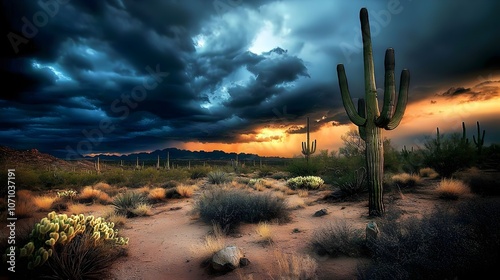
[106,180,442,280]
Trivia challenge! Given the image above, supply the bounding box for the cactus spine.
[473,121,485,155]
[301,117,317,163]
[336,8,410,216]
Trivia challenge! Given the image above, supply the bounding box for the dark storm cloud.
[1,0,499,157]
[438,80,500,102]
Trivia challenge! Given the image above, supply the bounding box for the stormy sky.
[1,0,500,159]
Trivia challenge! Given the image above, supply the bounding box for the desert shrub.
[112,192,148,217]
[399,147,425,174]
[435,178,469,200]
[270,171,291,180]
[453,168,500,196]
[332,167,368,198]
[258,165,276,177]
[164,168,191,181]
[7,211,128,279]
[310,220,365,257]
[423,132,475,178]
[162,180,179,189]
[103,170,128,186]
[286,176,324,190]
[194,188,290,232]
[190,166,212,179]
[44,233,127,280]
[285,158,321,176]
[358,199,500,280]
[207,170,229,184]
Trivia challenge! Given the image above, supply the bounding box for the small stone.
[313,208,328,217]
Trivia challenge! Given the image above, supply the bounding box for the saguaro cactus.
[336,8,410,216]
[301,117,317,163]
[473,121,485,155]
[166,151,170,170]
[96,157,101,174]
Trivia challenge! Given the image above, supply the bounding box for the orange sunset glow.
[182,76,500,157]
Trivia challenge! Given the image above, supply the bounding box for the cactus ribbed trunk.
[366,125,384,215]
[336,7,409,216]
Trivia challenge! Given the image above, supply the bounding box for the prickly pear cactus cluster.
[19,211,129,269]
[56,189,78,198]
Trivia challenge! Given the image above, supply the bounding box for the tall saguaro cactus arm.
[385,68,410,130]
[335,7,410,216]
[337,65,366,126]
[473,121,485,154]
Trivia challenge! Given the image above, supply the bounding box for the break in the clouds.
[1,0,500,158]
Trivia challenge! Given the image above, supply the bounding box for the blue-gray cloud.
[1,0,499,157]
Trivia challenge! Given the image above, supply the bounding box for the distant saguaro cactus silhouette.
[301,117,316,163]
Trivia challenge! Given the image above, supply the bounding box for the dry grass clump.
[148,187,166,202]
[287,196,306,209]
[256,222,273,243]
[273,191,286,200]
[93,182,120,196]
[130,203,152,216]
[176,184,199,198]
[272,249,318,280]
[78,186,111,204]
[253,181,266,192]
[435,178,470,199]
[12,190,36,218]
[103,211,128,228]
[284,188,297,195]
[191,223,226,260]
[134,186,151,195]
[225,180,247,189]
[15,198,38,218]
[17,189,34,200]
[33,195,58,211]
[419,167,439,179]
[297,190,309,198]
[391,173,422,188]
[66,203,90,215]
